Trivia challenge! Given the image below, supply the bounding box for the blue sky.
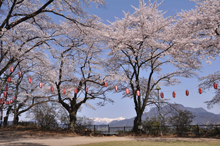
[87,0,197,22]
[76,0,220,119]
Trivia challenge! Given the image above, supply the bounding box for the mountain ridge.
[108,104,220,127]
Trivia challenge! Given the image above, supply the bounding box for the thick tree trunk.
[69,110,77,131]
[13,100,19,126]
[13,114,19,125]
[0,108,3,127]
[3,106,12,127]
[132,112,143,134]
[3,116,8,127]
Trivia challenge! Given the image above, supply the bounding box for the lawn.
[77,141,220,146]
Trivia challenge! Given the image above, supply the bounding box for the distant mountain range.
[5,104,220,127]
[107,104,220,127]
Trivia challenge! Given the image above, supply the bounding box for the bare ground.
[0,128,220,146]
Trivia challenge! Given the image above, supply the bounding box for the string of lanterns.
[1,67,16,105]
[1,67,25,105]
[113,83,218,99]
[159,84,217,99]
[1,67,99,105]
[1,67,219,105]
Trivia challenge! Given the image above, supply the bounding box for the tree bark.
[3,106,12,127]
[13,114,19,125]
[3,116,8,127]
[132,111,143,133]
[0,108,2,127]
[69,110,77,131]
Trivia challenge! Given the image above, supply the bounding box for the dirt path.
[0,129,220,146]
[1,136,220,146]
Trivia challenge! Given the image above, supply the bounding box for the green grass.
[77,141,220,146]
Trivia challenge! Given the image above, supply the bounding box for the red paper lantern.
[104,82,108,87]
[137,90,140,96]
[63,88,66,94]
[18,71,22,78]
[4,92,7,97]
[85,87,88,93]
[0,101,2,105]
[8,77,11,82]
[4,101,7,105]
[126,88,129,94]
[172,91,176,98]
[199,87,202,94]
[50,86,54,92]
[10,99,13,104]
[160,92,164,98]
[186,90,189,96]
[2,97,4,101]
[115,85,118,91]
[28,77,31,83]
[12,96,15,100]
[39,82,43,88]
[10,67,14,73]
[6,86,8,91]
[74,88,78,94]
[213,83,218,89]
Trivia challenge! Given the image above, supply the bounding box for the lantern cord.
[162,86,199,92]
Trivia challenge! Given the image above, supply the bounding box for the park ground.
[0,128,220,146]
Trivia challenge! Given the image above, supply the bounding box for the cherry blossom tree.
[0,52,57,126]
[102,0,203,133]
[177,0,220,108]
[0,0,106,128]
[11,64,57,125]
[41,18,113,131]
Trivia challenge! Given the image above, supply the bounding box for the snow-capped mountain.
[92,117,125,125]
